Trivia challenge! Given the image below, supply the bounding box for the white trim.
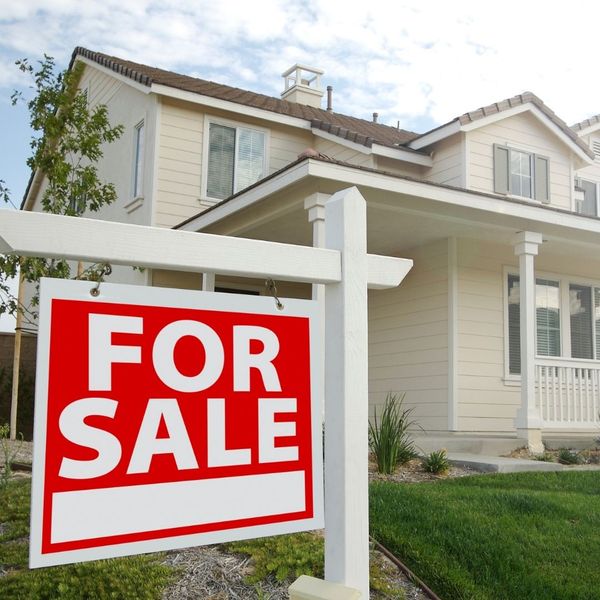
[149,95,161,228]
[407,120,461,150]
[152,83,312,131]
[371,143,433,166]
[461,132,469,188]
[75,56,152,95]
[447,237,458,431]
[131,118,146,201]
[573,122,600,137]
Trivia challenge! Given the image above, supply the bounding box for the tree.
[0,55,124,439]
[0,54,124,326]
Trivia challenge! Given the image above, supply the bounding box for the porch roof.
[176,155,600,261]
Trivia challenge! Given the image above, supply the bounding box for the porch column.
[304,193,330,302]
[202,272,215,291]
[513,231,544,453]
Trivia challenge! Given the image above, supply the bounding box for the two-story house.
[23,47,600,452]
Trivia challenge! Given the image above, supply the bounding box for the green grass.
[370,472,600,600]
[0,478,174,599]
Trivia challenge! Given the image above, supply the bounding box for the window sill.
[503,376,521,387]
[125,197,144,213]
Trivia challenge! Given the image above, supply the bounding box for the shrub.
[533,452,554,462]
[558,448,583,465]
[422,449,451,474]
[369,393,418,474]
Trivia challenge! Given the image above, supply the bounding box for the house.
[23,47,600,453]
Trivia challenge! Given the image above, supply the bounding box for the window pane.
[207,124,235,199]
[570,284,593,359]
[510,150,532,198]
[536,279,560,356]
[508,274,521,374]
[580,180,597,217]
[235,128,265,193]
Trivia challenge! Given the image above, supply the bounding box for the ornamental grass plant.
[369,393,418,474]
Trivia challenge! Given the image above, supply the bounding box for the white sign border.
[30,277,324,568]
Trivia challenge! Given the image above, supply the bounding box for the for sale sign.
[30,278,323,568]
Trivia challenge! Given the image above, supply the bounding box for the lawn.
[0,478,173,599]
[370,471,600,600]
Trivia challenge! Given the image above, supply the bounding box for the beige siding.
[422,133,463,186]
[368,240,449,432]
[80,66,122,110]
[374,156,424,178]
[457,239,519,432]
[467,112,572,210]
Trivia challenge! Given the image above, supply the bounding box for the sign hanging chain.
[89,264,113,297]
[265,279,284,311]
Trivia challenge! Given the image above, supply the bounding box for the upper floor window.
[574,178,598,217]
[133,120,145,198]
[493,145,549,202]
[206,121,266,200]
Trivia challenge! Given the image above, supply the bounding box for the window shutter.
[493,145,509,194]
[507,274,521,374]
[570,284,593,359]
[207,124,235,200]
[134,122,145,198]
[580,180,597,216]
[534,155,549,203]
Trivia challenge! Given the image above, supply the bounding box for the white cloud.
[0,0,599,132]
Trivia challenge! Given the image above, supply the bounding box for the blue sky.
[1,0,600,330]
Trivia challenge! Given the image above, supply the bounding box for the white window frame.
[132,119,145,200]
[503,266,600,383]
[201,115,270,203]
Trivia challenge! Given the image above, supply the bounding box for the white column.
[202,272,215,292]
[513,231,544,453]
[324,187,369,598]
[304,193,329,302]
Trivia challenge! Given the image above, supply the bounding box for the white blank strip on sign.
[51,471,306,544]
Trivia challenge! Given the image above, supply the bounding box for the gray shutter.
[534,155,549,203]
[493,144,509,194]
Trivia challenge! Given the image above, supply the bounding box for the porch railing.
[536,358,600,428]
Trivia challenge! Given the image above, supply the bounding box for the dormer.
[281,64,324,108]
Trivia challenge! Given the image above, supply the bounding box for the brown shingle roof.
[73,47,418,149]
[410,91,595,159]
[572,114,600,132]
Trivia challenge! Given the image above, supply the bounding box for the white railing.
[536,357,600,428]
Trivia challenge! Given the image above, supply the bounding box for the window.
[574,179,598,217]
[206,122,266,200]
[494,145,549,202]
[507,275,560,374]
[507,273,600,374]
[133,121,145,198]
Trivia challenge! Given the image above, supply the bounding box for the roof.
[572,114,600,133]
[72,47,417,149]
[409,91,595,160]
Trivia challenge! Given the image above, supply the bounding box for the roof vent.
[281,64,324,108]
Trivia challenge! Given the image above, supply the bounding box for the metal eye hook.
[265,278,284,310]
[90,264,112,297]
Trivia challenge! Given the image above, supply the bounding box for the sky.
[0,0,599,330]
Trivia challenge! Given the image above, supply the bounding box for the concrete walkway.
[448,453,564,473]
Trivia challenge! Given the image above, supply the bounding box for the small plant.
[422,449,451,474]
[533,452,555,462]
[0,422,24,487]
[557,447,583,465]
[369,393,419,474]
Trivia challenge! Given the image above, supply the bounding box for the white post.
[513,231,544,453]
[324,187,369,598]
[202,272,215,292]
[304,193,329,303]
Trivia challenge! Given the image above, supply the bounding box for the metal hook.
[90,264,112,297]
[265,278,284,310]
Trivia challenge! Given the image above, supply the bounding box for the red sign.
[30,279,323,567]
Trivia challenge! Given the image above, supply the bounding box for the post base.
[289,575,362,600]
[516,428,544,454]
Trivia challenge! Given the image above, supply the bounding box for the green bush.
[422,449,450,474]
[369,393,418,474]
[557,448,583,465]
[533,452,555,462]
